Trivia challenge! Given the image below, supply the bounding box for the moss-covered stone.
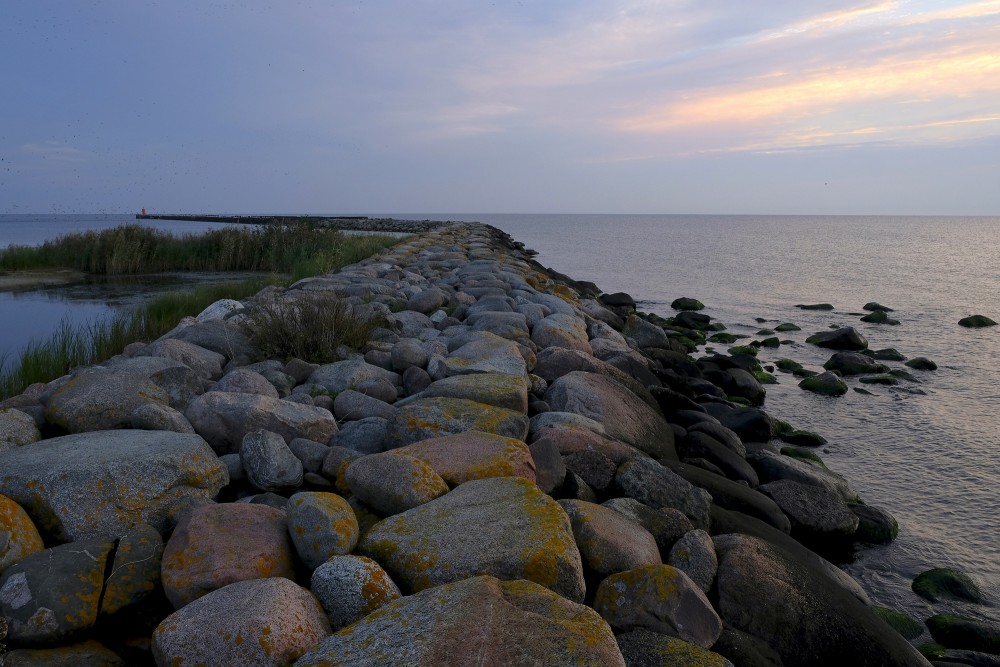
[672,297,705,311]
[926,614,1000,653]
[728,345,758,357]
[904,357,938,371]
[912,567,983,603]
[799,372,848,396]
[708,333,739,344]
[873,606,923,640]
[775,322,801,332]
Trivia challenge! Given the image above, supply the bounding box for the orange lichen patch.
[0,493,44,569]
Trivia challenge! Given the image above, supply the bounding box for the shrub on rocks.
[287,492,359,570]
[310,555,401,630]
[161,503,296,609]
[152,577,330,667]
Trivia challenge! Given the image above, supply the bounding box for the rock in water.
[671,297,705,311]
[912,567,983,603]
[358,476,585,601]
[295,575,625,667]
[958,315,997,328]
[0,430,227,542]
[805,327,868,350]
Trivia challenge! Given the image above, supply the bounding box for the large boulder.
[389,431,536,486]
[161,318,253,360]
[295,575,625,667]
[713,533,930,666]
[161,503,295,609]
[615,457,712,529]
[532,313,592,354]
[41,366,170,432]
[0,494,44,573]
[926,614,1000,653]
[152,577,330,667]
[358,476,585,601]
[431,333,528,378]
[805,327,868,351]
[185,391,337,454]
[559,499,661,577]
[533,347,658,410]
[136,338,226,380]
[0,430,227,542]
[546,371,675,459]
[759,479,859,545]
[385,397,528,447]
[415,372,528,412]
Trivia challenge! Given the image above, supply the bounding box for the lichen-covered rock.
[308,358,401,394]
[545,371,676,460]
[0,538,114,645]
[0,494,44,574]
[161,503,295,609]
[129,402,196,433]
[310,555,401,630]
[431,333,528,378]
[0,408,40,449]
[415,372,528,412]
[100,523,164,616]
[559,499,661,576]
[241,429,305,493]
[385,397,528,447]
[667,529,717,593]
[330,416,388,455]
[136,337,226,381]
[594,564,723,648]
[0,430,227,542]
[1,640,125,666]
[287,492,359,571]
[185,391,337,454]
[532,312,593,354]
[41,366,171,432]
[346,452,449,515]
[294,575,624,667]
[713,533,930,667]
[615,456,712,529]
[153,577,330,667]
[602,498,694,556]
[389,431,536,487]
[358,476,585,601]
[616,628,734,667]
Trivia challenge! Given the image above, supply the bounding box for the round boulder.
[287,492,359,571]
[310,555,402,630]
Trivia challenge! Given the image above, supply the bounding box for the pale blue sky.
[2,1,998,214]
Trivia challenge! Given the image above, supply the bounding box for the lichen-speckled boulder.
[41,366,171,432]
[100,523,164,616]
[345,452,449,515]
[185,391,337,454]
[0,408,40,449]
[615,456,712,529]
[2,640,125,666]
[153,577,330,667]
[416,372,529,412]
[0,430,227,542]
[545,371,676,460]
[308,358,401,394]
[161,503,295,609]
[594,564,723,648]
[358,476,585,601]
[385,397,528,447]
[294,575,625,667]
[389,431,536,487]
[602,498,694,555]
[713,533,930,667]
[215,367,281,399]
[287,492,359,571]
[558,499,661,577]
[532,312,593,354]
[310,555,401,630]
[129,402,196,433]
[0,538,114,645]
[0,494,44,574]
[431,333,528,378]
[616,628,734,667]
[667,529,718,593]
[241,429,305,493]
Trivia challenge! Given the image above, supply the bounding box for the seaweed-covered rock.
[912,567,983,603]
[799,371,849,396]
[295,575,624,667]
[926,614,1000,653]
[358,476,585,601]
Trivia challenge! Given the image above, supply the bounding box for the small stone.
[287,492,359,570]
[310,555,402,629]
[240,429,304,493]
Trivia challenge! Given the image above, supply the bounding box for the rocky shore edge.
[0,220,990,666]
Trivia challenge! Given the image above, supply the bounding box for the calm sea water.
[392,213,1000,630]
[3,213,998,631]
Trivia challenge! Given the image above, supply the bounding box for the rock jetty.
[0,222,935,666]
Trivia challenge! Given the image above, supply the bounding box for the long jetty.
[135,214,368,225]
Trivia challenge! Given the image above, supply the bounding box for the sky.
[1,0,998,215]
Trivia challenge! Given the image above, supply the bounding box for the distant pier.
[135,214,368,225]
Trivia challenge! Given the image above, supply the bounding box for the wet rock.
[295,575,624,667]
[185,391,337,455]
[861,310,900,325]
[594,564,723,648]
[358,477,585,601]
[700,404,773,443]
[390,431,536,487]
[667,529,718,593]
[152,577,330,667]
[287,491,359,570]
[796,303,834,310]
[912,567,983,603]
[759,479,859,544]
[799,371,849,396]
[672,297,705,311]
[559,499,661,576]
[546,371,676,460]
[748,450,856,502]
[852,504,899,544]
[0,538,114,645]
[905,357,938,371]
[871,347,907,361]
[958,315,997,328]
[385,396,528,447]
[161,503,295,609]
[806,327,869,351]
[346,452,449,515]
[0,430,227,542]
[824,352,887,376]
[873,607,923,640]
[310,555,402,630]
[926,614,1000,654]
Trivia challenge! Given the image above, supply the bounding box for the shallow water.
[393,213,1000,629]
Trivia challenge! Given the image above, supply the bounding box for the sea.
[2,212,998,633]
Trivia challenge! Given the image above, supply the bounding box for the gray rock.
[406,288,446,314]
[310,555,402,630]
[602,498,695,555]
[748,450,857,502]
[196,298,245,321]
[432,332,528,377]
[288,438,330,474]
[390,338,430,371]
[667,529,718,593]
[390,431,536,487]
[402,365,433,394]
[240,429,304,493]
[295,575,624,667]
[806,327,869,351]
[623,316,671,349]
[354,377,398,403]
[385,397,528,447]
[346,452,449,515]
[564,450,617,492]
[129,402,196,433]
[320,447,362,495]
[287,491,359,570]
[185,391,337,455]
[215,368,280,398]
[414,372,528,412]
[358,477,585,601]
[152,577,330,667]
[330,417,388,455]
[161,318,253,361]
[559,499,661,576]
[42,366,170,433]
[137,337,226,381]
[532,312,592,353]
[545,371,676,459]
[333,390,395,421]
[615,456,712,529]
[0,408,40,447]
[677,431,758,486]
[0,430,227,542]
[529,438,567,494]
[852,504,899,544]
[308,358,401,394]
[759,479,859,543]
[799,371,849,396]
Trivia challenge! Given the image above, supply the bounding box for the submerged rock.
[912,567,983,603]
[799,371,848,396]
[958,315,997,328]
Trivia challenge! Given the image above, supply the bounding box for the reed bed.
[0,224,402,399]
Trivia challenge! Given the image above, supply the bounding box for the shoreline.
[0,220,977,665]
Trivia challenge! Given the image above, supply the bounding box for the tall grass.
[0,224,403,399]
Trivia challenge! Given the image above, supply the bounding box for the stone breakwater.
[0,222,938,666]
